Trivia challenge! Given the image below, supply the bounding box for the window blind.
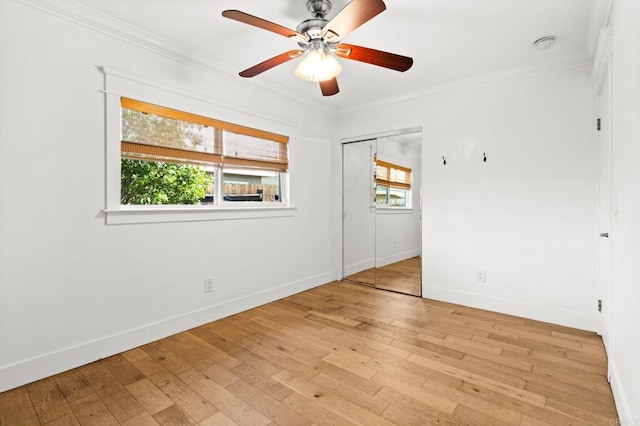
[375,158,412,189]
[120,98,289,170]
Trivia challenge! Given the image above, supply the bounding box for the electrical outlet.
[204,278,213,293]
[477,270,486,283]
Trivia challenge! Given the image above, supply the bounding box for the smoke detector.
[533,36,557,50]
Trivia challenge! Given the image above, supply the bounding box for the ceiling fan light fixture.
[294,48,342,82]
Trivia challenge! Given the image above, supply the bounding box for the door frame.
[593,28,614,380]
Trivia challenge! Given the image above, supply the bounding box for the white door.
[597,64,612,360]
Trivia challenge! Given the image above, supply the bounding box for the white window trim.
[375,207,415,214]
[375,185,412,209]
[104,204,297,225]
[102,69,295,225]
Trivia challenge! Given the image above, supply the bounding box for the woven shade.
[376,159,412,189]
[120,98,288,170]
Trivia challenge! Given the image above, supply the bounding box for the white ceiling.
[68,0,598,110]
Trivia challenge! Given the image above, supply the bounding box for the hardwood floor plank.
[229,363,292,402]
[44,412,80,425]
[372,371,458,414]
[100,389,145,423]
[131,357,166,378]
[26,378,72,424]
[0,386,40,425]
[273,370,394,426]
[406,353,545,407]
[149,369,218,422]
[199,363,241,388]
[199,411,238,426]
[152,404,198,425]
[125,378,174,416]
[530,364,611,393]
[281,392,358,426]
[226,380,312,425]
[423,380,523,425]
[121,412,159,426]
[141,343,192,376]
[101,354,146,386]
[309,372,387,415]
[121,348,149,363]
[178,369,271,426]
[525,381,617,418]
[444,334,503,354]
[53,370,94,405]
[226,347,282,378]
[457,380,572,423]
[322,351,377,379]
[452,404,516,426]
[366,358,427,387]
[544,398,615,425]
[68,393,118,425]
[236,338,317,380]
[374,385,458,425]
[470,334,532,355]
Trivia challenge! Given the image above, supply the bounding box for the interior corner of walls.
[0,271,333,393]
[609,360,636,425]
[422,286,597,331]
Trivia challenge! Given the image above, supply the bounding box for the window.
[119,98,288,206]
[375,158,412,208]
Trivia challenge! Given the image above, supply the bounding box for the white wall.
[608,0,640,421]
[337,65,598,331]
[0,0,336,392]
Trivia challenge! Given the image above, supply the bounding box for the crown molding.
[12,0,337,119]
[341,51,594,115]
[585,0,613,57]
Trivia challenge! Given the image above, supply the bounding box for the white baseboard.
[0,271,333,393]
[344,259,375,277]
[609,360,636,425]
[423,286,597,331]
[376,249,421,268]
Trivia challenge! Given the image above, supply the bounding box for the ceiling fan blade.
[321,0,386,42]
[239,50,304,78]
[319,78,339,96]
[222,10,308,42]
[335,44,413,72]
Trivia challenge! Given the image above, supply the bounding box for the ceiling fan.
[222,0,413,96]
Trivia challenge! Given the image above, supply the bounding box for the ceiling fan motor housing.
[306,0,332,18]
[296,19,328,46]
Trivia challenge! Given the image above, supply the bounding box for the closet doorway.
[342,129,422,296]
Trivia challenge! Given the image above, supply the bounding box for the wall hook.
[442,156,446,165]
[483,153,487,162]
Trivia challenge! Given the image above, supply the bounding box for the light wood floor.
[345,257,421,296]
[0,281,617,425]
[375,257,421,296]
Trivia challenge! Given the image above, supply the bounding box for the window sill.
[104,203,297,225]
[375,207,415,214]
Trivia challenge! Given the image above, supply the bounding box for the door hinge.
[598,299,602,312]
[597,118,601,131]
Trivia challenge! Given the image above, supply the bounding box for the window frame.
[103,76,295,225]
